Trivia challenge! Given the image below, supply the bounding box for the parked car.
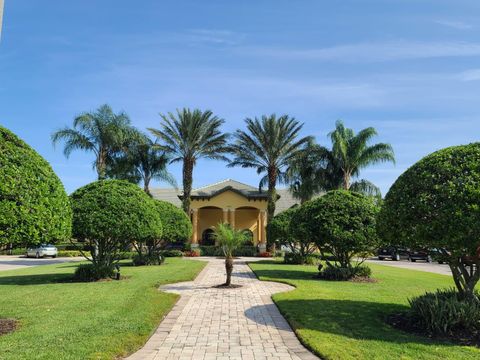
[26,244,58,258]
[377,246,410,261]
[409,249,432,262]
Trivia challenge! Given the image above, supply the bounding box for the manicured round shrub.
[377,143,480,297]
[0,126,71,247]
[74,263,115,282]
[268,207,316,264]
[70,180,162,276]
[294,190,379,278]
[153,200,192,244]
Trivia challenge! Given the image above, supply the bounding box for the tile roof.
[150,179,309,215]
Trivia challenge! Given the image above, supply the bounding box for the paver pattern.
[127,258,318,360]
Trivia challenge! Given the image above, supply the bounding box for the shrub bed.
[57,250,83,257]
[388,289,480,345]
[317,264,372,281]
[132,253,165,266]
[284,252,319,265]
[73,263,116,282]
[160,249,183,257]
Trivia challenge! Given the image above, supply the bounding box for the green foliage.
[149,108,229,213]
[153,200,192,244]
[377,143,480,296]
[74,263,115,282]
[329,120,395,192]
[284,252,318,265]
[214,223,247,258]
[70,180,162,275]
[0,126,72,247]
[408,289,480,335]
[268,207,317,264]
[106,130,176,195]
[229,114,311,221]
[294,190,379,270]
[159,249,184,257]
[132,253,165,266]
[52,104,133,180]
[318,264,372,280]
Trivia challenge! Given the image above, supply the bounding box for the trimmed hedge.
[153,200,192,244]
[0,126,72,246]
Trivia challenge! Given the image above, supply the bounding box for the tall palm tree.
[52,104,132,180]
[148,108,229,213]
[107,130,177,196]
[229,114,311,221]
[329,119,395,191]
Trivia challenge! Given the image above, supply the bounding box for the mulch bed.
[0,319,18,336]
[213,284,243,289]
[387,312,480,347]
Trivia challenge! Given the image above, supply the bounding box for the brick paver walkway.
[127,258,318,360]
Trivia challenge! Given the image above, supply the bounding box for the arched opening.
[242,229,254,246]
[202,228,216,246]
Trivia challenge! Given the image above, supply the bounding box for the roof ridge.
[192,179,232,191]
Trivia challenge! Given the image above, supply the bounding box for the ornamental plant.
[153,200,192,245]
[70,180,162,279]
[267,207,316,264]
[294,190,379,279]
[0,126,71,247]
[378,143,480,298]
[214,223,247,286]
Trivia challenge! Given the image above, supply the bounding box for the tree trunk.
[225,256,233,286]
[143,176,152,197]
[182,158,194,214]
[267,169,277,223]
[97,149,107,180]
[343,170,350,190]
[449,257,480,299]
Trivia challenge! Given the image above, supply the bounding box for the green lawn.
[249,261,480,360]
[0,258,205,360]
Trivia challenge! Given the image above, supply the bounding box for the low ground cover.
[250,261,480,360]
[0,258,205,360]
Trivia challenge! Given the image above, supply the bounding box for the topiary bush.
[73,263,116,282]
[153,200,192,245]
[70,180,162,278]
[293,190,379,279]
[132,253,165,266]
[377,143,480,298]
[268,207,316,264]
[0,126,71,247]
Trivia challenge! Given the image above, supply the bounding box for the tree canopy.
[377,143,480,297]
[70,180,162,269]
[294,190,379,269]
[0,126,71,247]
[153,200,192,244]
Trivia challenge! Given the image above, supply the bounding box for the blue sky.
[1,0,479,195]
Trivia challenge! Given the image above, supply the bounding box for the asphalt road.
[367,258,451,276]
[0,256,83,272]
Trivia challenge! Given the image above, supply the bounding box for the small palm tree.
[52,104,131,180]
[229,114,311,220]
[329,120,395,191]
[148,108,229,213]
[107,130,177,196]
[214,223,247,286]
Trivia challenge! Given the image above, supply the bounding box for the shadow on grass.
[0,272,75,285]
[272,298,453,346]
[253,267,319,281]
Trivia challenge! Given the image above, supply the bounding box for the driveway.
[0,255,83,272]
[367,258,452,276]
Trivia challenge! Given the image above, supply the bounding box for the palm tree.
[329,119,395,192]
[52,104,132,180]
[229,114,311,221]
[148,108,229,213]
[107,130,177,196]
[286,139,338,203]
[214,223,247,286]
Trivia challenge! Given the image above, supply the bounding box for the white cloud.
[434,20,473,30]
[457,68,480,81]
[239,41,480,63]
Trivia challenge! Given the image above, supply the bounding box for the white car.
[26,244,58,258]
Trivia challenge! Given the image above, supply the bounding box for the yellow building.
[151,179,299,252]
